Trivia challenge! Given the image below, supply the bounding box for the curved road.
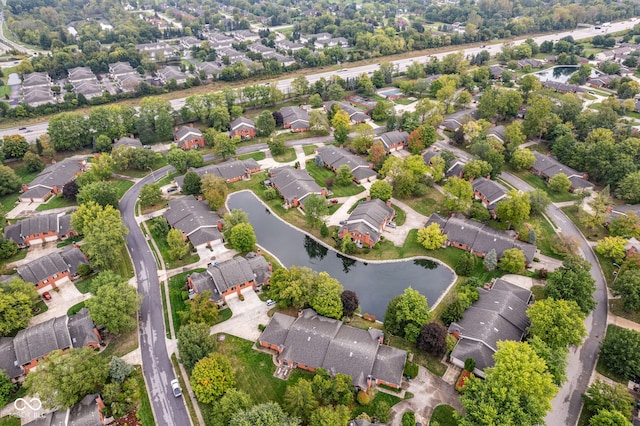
[120,166,192,426]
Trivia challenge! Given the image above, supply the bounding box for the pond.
[533,65,600,83]
[227,191,455,319]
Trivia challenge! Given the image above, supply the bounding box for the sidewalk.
[608,313,640,332]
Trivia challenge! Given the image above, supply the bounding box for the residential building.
[0,308,101,381]
[229,117,257,139]
[531,152,593,192]
[17,247,88,292]
[338,198,395,248]
[280,106,310,132]
[114,135,143,149]
[269,166,326,208]
[323,101,369,123]
[541,80,585,94]
[471,177,508,216]
[441,109,480,132]
[316,146,377,183]
[518,58,544,69]
[247,43,275,55]
[4,212,76,248]
[109,62,137,79]
[299,33,332,44]
[425,213,537,264]
[314,37,348,49]
[217,47,246,62]
[197,62,222,79]
[625,237,640,257]
[187,253,272,304]
[173,124,205,150]
[175,159,261,186]
[232,30,260,42]
[67,67,96,83]
[263,51,296,67]
[157,66,188,85]
[73,80,104,99]
[375,130,409,152]
[115,73,143,93]
[448,278,532,377]
[22,87,55,107]
[259,309,407,390]
[25,394,107,426]
[489,65,506,79]
[445,161,465,179]
[135,41,176,60]
[180,36,201,49]
[163,196,223,250]
[20,158,86,202]
[22,72,52,89]
[486,125,506,143]
[275,40,305,52]
[207,33,234,49]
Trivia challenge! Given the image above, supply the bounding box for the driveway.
[382,198,428,246]
[29,278,91,326]
[210,288,270,342]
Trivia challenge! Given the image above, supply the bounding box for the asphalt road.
[120,166,192,426]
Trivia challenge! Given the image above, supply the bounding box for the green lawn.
[133,367,156,426]
[528,215,563,259]
[609,298,640,323]
[168,269,205,332]
[161,282,171,338]
[75,274,103,294]
[272,147,297,163]
[113,244,135,279]
[147,218,200,269]
[392,204,406,226]
[67,301,86,316]
[351,390,402,419]
[389,335,447,377]
[512,171,577,203]
[0,417,20,426]
[531,285,546,301]
[303,144,318,156]
[98,327,139,359]
[430,404,460,426]
[116,156,169,178]
[305,162,366,197]
[561,206,609,241]
[0,249,27,273]
[36,195,76,211]
[403,190,444,217]
[112,178,135,198]
[238,151,266,161]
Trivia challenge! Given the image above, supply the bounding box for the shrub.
[402,411,416,426]
[464,357,476,372]
[357,390,370,405]
[77,263,93,277]
[263,187,278,200]
[403,362,419,378]
[258,324,266,331]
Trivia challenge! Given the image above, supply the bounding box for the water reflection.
[337,253,357,273]
[304,236,328,261]
[414,258,437,269]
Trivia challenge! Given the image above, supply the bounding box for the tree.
[443,177,473,213]
[167,228,190,260]
[529,189,551,215]
[269,266,316,309]
[459,341,557,426]
[416,223,447,250]
[210,389,253,426]
[483,249,498,271]
[609,212,640,239]
[0,165,21,196]
[222,209,249,241]
[327,83,345,101]
[498,248,526,273]
[284,379,318,423]
[168,148,189,174]
[383,287,432,343]
[496,190,530,229]
[25,348,108,409]
[48,112,89,151]
[94,134,113,153]
[616,171,640,203]
[372,100,393,121]
[3,134,29,159]
[77,181,119,208]
[583,380,634,419]
[139,183,162,208]
[368,181,392,202]
[180,291,219,326]
[85,279,141,334]
[331,110,350,145]
[229,223,256,253]
[177,322,217,370]
[303,194,329,227]
[545,257,596,314]
[191,353,236,404]
[341,290,359,318]
[309,94,323,108]
[589,410,633,426]
[214,134,237,160]
[0,281,36,335]
[549,173,571,193]
[0,370,13,408]
[335,164,354,186]
[230,402,299,426]
[23,151,45,173]
[523,95,553,140]
[109,356,134,385]
[600,326,640,381]
[510,149,536,171]
[256,111,276,137]
[136,97,174,143]
[182,171,202,195]
[72,202,129,270]
[417,322,448,357]
[462,160,492,180]
[612,269,640,312]
[369,141,387,169]
[527,299,586,349]
[528,336,568,386]
[310,272,344,319]
[408,125,436,154]
[595,236,628,263]
[201,174,228,211]
[309,405,351,426]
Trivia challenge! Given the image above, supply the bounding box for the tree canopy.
[384,287,432,343]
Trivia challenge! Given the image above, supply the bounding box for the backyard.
[305,161,366,197]
[147,217,200,269]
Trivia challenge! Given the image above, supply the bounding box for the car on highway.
[266,299,276,307]
[170,379,182,397]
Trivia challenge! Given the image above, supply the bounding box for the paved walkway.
[608,313,640,332]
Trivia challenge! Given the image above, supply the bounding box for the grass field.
[99,327,139,359]
[528,214,563,259]
[430,404,460,426]
[512,171,577,203]
[392,204,406,226]
[272,147,297,162]
[168,269,206,332]
[403,190,444,217]
[303,144,318,155]
[609,298,640,323]
[389,335,447,377]
[133,367,156,426]
[238,151,266,161]
[147,218,200,269]
[67,301,86,316]
[305,161,366,197]
[351,390,402,418]
[35,194,76,211]
[561,206,609,241]
[112,178,135,198]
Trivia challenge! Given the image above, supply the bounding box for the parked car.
[171,379,182,397]
[42,291,52,300]
[266,299,276,307]
[19,127,26,130]
[387,221,397,228]
[330,199,339,204]
[339,220,347,225]
[167,187,178,193]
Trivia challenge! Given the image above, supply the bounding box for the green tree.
[182,171,202,195]
[545,257,596,314]
[495,190,530,229]
[77,181,119,208]
[177,322,217,370]
[214,134,238,160]
[0,165,21,195]
[168,147,189,174]
[384,287,432,343]
[167,228,189,260]
[109,356,134,384]
[416,223,447,250]
[0,370,12,407]
[612,269,640,312]
[191,353,236,404]
[510,149,536,171]
[459,341,557,426]
[85,279,142,334]
[139,183,162,208]
[48,112,89,151]
[284,379,318,423]
[136,97,174,143]
[222,209,249,241]
[370,181,393,201]
[327,84,345,101]
[589,410,633,426]
[230,402,299,426]
[371,100,393,122]
[94,134,113,153]
[201,174,228,211]
[483,248,498,271]
[303,194,329,227]
[583,379,634,419]
[609,212,640,239]
[616,171,640,203]
[331,110,350,145]
[25,348,108,409]
[209,389,253,426]
[268,266,316,308]
[527,299,586,349]
[229,223,256,253]
[443,177,474,213]
[595,236,628,263]
[3,134,30,159]
[309,405,351,426]
[523,95,554,140]
[23,151,45,173]
[549,173,571,193]
[462,160,493,179]
[600,326,640,381]
[309,94,323,108]
[407,125,437,154]
[256,111,276,137]
[335,164,354,186]
[498,248,526,273]
[179,291,219,326]
[0,283,35,335]
[529,189,551,215]
[72,202,128,269]
[528,336,568,386]
[309,272,344,319]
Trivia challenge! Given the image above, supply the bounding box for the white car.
[171,379,182,397]
[266,299,276,307]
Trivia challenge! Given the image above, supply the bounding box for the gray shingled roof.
[258,312,296,348]
[17,251,69,284]
[245,252,271,285]
[340,199,394,243]
[60,247,88,276]
[450,339,496,372]
[316,146,375,181]
[174,126,202,142]
[24,410,68,426]
[376,130,409,152]
[371,343,407,386]
[230,117,255,131]
[28,158,84,190]
[0,337,21,380]
[532,151,583,179]
[21,185,54,200]
[472,177,507,206]
[114,136,143,149]
[322,326,381,389]
[14,316,71,365]
[163,196,222,247]
[175,159,260,187]
[190,254,270,300]
[68,394,103,426]
[280,106,309,127]
[67,308,98,348]
[270,166,323,205]
[4,212,74,245]
[323,101,369,123]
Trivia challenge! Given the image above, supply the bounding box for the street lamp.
[148,167,156,182]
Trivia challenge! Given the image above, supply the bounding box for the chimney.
[189,123,194,128]
[297,309,303,317]
[174,126,179,132]
[257,248,262,256]
[366,195,371,201]
[130,134,134,138]
[386,200,392,207]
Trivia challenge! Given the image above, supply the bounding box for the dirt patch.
[114,412,142,426]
